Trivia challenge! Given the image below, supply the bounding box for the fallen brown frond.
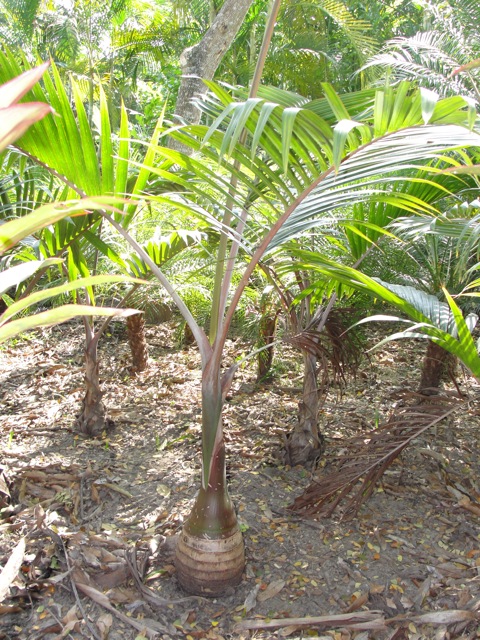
[290,391,465,519]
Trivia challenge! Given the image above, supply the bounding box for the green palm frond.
[389,209,480,298]
[269,125,480,251]
[284,250,480,377]
[0,0,42,45]
[451,0,480,40]
[0,162,65,221]
[361,30,480,100]
[156,83,480,260]
[316,0,376,58]
[121,230,204,278]
[36,8,81,63]
[0,48,168,217]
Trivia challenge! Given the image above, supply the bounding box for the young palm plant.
[0,47,183,435]
[0,61,146,341]
[104,77,480,594]
[390,209,480,391]
[8,31,480,598]
[188,77,480,463]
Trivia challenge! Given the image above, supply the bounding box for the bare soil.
[1,321,480,640]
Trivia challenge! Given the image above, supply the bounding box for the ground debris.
[1,322,480,639]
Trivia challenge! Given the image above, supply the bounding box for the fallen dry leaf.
[235,611,387,633]
[343,590,369,613]
[97,612,113,639]
[243,583,260,613]
[411,609,477,625]
[257,578,285,602]
[0,537,25,603]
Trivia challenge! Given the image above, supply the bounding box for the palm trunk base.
[126,313,148,372]
[284,351,325,466]
[284,422,325,467]
[75,348,109,437]
[419,341,455,394]
[175,527,244,595]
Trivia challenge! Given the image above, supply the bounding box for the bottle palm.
[121,80,480,592]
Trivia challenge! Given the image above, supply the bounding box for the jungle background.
[1,0,480,638]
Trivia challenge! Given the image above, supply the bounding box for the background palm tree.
[216,0,377,95]
[360,0,480,100]
[387,209,480,391]
[0,48,174,435]
[0,61,144,341]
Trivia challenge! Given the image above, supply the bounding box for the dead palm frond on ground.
[291,389,465,518]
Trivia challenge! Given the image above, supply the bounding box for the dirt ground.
[1,320,480,640]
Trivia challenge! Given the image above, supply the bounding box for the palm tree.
[287,249,480,383]
[186,76,480,463]
[387,209,480,391]
[7,35,480,598]
[0,0,42,49]
[0,47,177,435]
[0,0,183,124]
[360,0,480,101]
[217,0,377,94]
[0,61,146,341]
[98,76,480,594]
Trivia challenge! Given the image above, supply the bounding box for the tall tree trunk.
[173,0,255,129]
[126,312,148,372]
[285,351,325,466]
[75,339,109,437]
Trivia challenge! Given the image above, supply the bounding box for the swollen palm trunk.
[175,447,244,595]
[175,379,245,595]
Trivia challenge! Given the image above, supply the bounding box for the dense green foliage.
[1,0,479,361]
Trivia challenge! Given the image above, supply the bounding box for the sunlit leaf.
[0,305,141,343]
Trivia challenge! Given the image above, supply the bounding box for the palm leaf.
[0,48,165,226]
[291,392,464,518]
[0,258,62,295]
[0,304,140,343]
[0,197,128,255]
[287,250,480,377]
[0,274,147,325]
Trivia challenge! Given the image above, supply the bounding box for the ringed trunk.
[175,375,244,595]
[175,442,244,595]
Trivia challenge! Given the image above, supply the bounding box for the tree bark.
[256,310,279,382]
[284,351,325,466]
[126,312,149,372]
[173,0,255,127]
[418,340,454,394]
[75,340,109,437]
